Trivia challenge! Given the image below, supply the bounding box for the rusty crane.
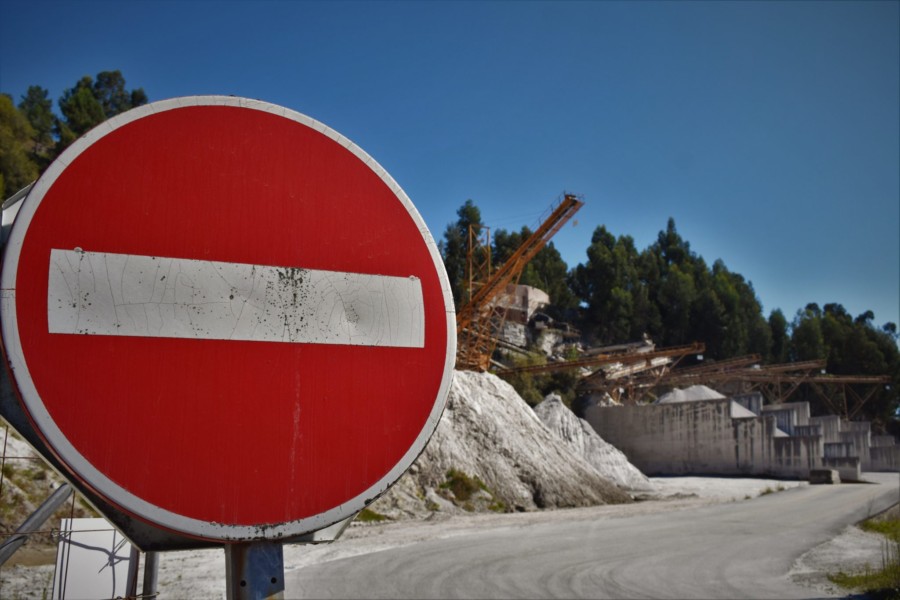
[455,194,583,371]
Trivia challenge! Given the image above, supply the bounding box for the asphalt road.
[287,473,900,599]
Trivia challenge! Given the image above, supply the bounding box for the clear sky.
[2,0,898,330]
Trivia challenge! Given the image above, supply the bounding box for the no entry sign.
[0,96,456,542]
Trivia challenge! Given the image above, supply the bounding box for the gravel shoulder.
[789,503,900,597]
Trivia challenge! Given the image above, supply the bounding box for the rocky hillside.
[371,370,633,519]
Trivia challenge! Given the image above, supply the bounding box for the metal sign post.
[225,542,285,600]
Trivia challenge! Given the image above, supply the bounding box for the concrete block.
[823,456,861,482]
[731,392,764,416]
[782,402,811,426]
[842,420,872,434]
[841,430,871,467]
[810,415,842,444]
[869,445,900,472]
[794,425,822,438]
[824,442,855,459]
[809,469,841,484]
[762,402,811,435]
[773,435,822,477]
[872,435,897,448]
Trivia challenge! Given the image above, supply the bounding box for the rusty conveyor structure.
[497,342,704,377]
[495,341,705,404]
[600,356,890,419]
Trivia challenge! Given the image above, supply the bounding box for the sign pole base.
[225,542,285,600]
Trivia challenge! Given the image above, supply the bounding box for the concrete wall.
[772,435,823,477]
[794,425,822,438]
[839,421,874,470]
[843,420,873,433]
[732,413,777,474]
[841,430,872,469]
[822,456,862,482]
[825,442,855,458]
[810,416,842,444]
[873,435,898,448]
[584,398,898,480]
[583,400,751,476]
[732,392,764,416]
[761,402,810,435]
[869,446,900,472]
[584,399,815,478]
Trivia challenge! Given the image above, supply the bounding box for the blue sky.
[2,0,898,330]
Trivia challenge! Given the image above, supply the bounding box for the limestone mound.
[534,394,652,491]
[655,385,725,403]
[372,370,631,519]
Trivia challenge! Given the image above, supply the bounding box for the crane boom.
[456,194,583,371]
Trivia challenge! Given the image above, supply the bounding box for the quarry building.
[582,389,900,482]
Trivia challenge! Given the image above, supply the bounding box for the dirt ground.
[4,475,885,599]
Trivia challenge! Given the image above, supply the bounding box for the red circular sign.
[1,97,455,541]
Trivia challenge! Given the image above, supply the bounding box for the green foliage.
[571,226,643,343]
[768,309,790,363]
[569,219,771,359]
[439,468,505,512]
[863,517,900,542]
[504,368,546,407]
[440,468,486,503]
[55,71,147,156]
[1,70,147,191]
[56,77,105,147]
[791,306,826,361]
[18,86,54,166]
[356,507,389,522]
[758,484,785,496]
[0,94,39,198]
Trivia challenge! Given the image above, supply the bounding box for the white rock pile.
[534,393,652,491]
[655,384,725,403]
[372,370,632,519]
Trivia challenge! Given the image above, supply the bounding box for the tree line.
[0,70,146,198]
[440,199,900,429]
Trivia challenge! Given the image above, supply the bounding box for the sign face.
[1,96,456,542]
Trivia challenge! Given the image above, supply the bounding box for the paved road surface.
[287,473,899,599]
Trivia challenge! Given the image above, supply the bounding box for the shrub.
[356,508,389,523]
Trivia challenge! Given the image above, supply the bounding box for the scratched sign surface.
[0,97,456,542]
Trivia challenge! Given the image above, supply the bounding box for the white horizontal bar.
[48,249,424,348]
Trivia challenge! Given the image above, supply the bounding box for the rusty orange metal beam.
[673,354,762,376]
[456,194,583,336]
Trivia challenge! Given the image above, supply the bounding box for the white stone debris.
[372,370,630,519]
[533,393,653,491]
[655,384,725,403]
